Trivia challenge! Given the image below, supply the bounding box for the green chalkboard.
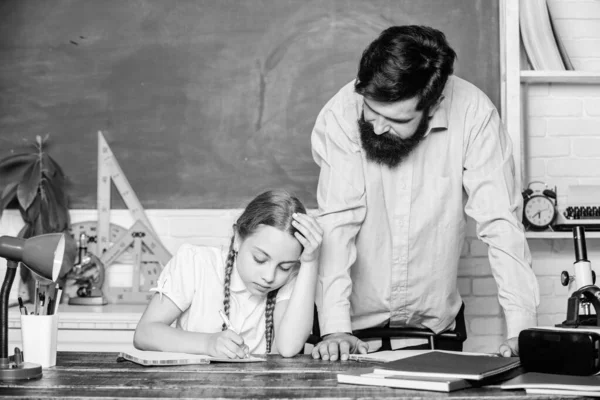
[0,0,499,209]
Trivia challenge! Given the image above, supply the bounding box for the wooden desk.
[0,352,553,399]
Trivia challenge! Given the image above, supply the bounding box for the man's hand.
[311,333,368,361]
[498,337,518,357]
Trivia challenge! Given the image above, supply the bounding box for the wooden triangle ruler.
[96,131,172,303]
[100,220,168,303]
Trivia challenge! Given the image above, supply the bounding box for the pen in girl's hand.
[219,309,234,332]
[218,309,249,358]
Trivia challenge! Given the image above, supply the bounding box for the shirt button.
[399,182,406,190]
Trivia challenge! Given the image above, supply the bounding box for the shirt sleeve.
[311,103,367,336]
[150,244,199,312]
[462,102,540,339]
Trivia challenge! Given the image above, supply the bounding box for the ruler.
[70,221,127,257]
[95,131,172,303]
[100,220,169,304]
[96,131,167,256]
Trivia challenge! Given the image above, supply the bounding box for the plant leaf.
[42,153,68,191]
[0,153,37,170]
[0,153,37,187]
[41,153,56,177]
[1,181,18,199]
[40,180,70,232]
[0,181,18,221]
[17,161,41,211]
[45,177,69,210]
[19,190,40,225]
[17,223,34,239]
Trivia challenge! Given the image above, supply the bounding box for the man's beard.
[358,111,429,168]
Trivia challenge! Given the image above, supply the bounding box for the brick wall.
[548,0,600,72]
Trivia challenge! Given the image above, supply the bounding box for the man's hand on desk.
[311,332,368,361]
[498,337,519,357]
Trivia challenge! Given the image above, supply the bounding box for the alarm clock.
[522,181,557,231]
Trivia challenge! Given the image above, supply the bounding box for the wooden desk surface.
[0,352,566,399]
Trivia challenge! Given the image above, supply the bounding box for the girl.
[134,189,322,358]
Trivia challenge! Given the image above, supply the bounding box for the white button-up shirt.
[151,244,295,354]
[311,77,539,341]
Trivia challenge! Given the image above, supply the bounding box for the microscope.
[558,226,599,327]
[67,233,108,305]
[519,226,600,375]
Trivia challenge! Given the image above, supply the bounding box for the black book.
[373,350,521,381]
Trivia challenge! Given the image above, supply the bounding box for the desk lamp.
[0,233,71,381]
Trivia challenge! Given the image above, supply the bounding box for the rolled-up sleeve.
[462,105,539,339]
[311,104,367,336]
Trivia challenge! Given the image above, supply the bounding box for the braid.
[264,289,278,353]
[222,235,236,331]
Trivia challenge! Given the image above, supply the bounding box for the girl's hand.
[291,213,323,264]
[207,330,249,359]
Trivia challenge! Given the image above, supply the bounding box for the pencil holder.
[20,314,59,368]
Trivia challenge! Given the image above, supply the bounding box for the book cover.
[501,372,600,392]
[349,349,433,363]
[337,367,471,392]
[117,348,266,366]
[527,388,600,396]
[373,350,521,381]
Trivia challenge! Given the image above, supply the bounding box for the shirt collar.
[424,79,451,137]
[230,259,248,293]
[220,246,249,294]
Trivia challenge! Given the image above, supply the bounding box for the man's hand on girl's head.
[311,332,368,361]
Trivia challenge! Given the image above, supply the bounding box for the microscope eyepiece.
[574,226,588,262]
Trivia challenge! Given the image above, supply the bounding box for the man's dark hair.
[355,25,457,110]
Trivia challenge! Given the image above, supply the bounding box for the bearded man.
[310,25,539,361]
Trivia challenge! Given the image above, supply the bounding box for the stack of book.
[501,372,600,397]
[337,350,522,393]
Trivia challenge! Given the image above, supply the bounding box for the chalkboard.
[0,0,499,209]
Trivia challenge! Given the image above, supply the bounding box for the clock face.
[524,195,556,229]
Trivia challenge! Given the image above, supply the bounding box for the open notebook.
[117,348,266,366]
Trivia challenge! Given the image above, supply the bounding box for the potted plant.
[0,135,75,301]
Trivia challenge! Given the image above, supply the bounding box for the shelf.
[526,231,600,239]
[521,71,600,84]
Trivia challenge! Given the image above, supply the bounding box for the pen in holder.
[19,282,62,369]
[20,314,59,368]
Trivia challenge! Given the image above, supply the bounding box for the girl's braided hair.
[221,189,306,353]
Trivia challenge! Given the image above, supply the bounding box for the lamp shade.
[0,233,71,282]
